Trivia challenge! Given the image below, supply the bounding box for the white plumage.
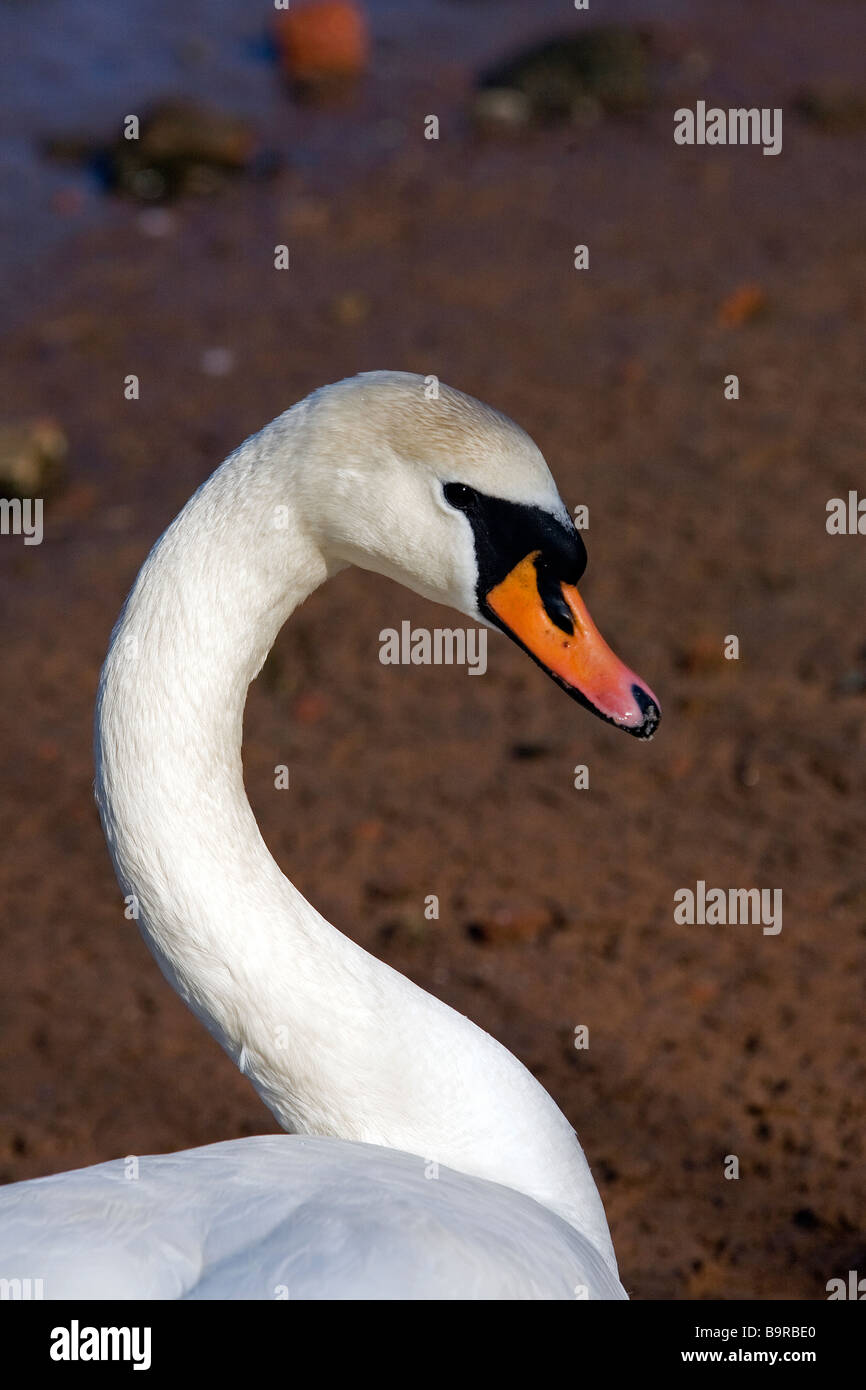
[0,374,643,1299]
[0,1137,625,1300]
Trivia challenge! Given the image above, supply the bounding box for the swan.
[0,372,659,1300]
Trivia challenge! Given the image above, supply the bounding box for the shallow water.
[0,0,706,285]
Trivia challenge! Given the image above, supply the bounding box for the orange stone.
[274,1,369,84]
[717,283,767,328]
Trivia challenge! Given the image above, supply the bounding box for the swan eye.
[443,482,476,510]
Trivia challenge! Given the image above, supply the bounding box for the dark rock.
[795,82,866,133]
[43,101,276,203]
[474,26,653,129]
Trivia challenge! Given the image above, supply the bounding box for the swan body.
[0,1137,626,1300]
[0,373,659,1299]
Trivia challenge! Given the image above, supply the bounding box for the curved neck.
[96,419,345,1125]
[94,418,619,1273]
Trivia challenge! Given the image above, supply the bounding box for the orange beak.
[485,552,660,737]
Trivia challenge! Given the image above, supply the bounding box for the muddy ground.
[1,3,865,1299]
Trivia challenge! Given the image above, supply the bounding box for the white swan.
[0,372,659,1300]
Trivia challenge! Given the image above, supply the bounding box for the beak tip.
[628,683,661,739]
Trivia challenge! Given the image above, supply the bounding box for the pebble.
[466,904,554,945]
[0,419,67,498]
[330,290,370,325]
[274,0,368,89]
[200,347,236,377]
[717,284,767,328]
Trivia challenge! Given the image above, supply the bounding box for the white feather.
[0,1137,626,1300]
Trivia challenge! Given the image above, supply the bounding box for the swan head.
[300,372,660,738]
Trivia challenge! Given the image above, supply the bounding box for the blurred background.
[1,0,864,1299]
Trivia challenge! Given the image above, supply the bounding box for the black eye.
[443,483,476,510]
